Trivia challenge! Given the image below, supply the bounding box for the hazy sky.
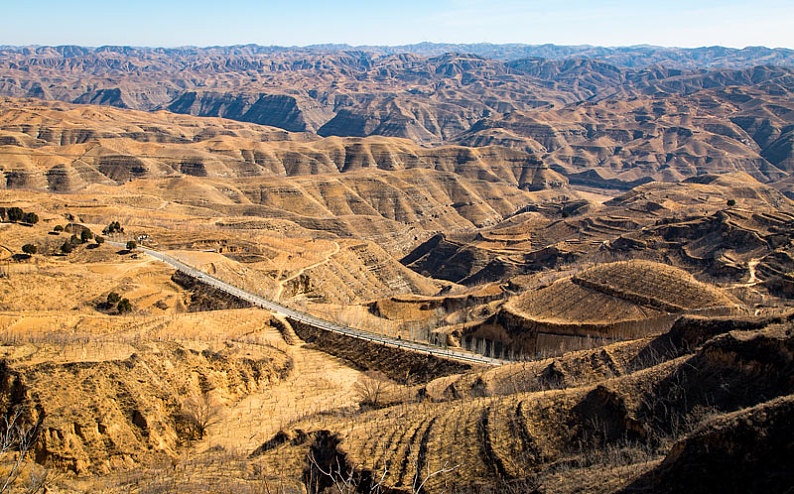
[1,0,792,48]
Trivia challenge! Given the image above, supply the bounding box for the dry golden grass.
[508,260,735,326]
[510,278,666,324]
[572,260,735,311]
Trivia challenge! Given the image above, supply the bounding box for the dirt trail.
[747,258,760,285]
[198,326,364,454]
[731,258,762,288]
[0,243,13,261]
[275,241,340,301]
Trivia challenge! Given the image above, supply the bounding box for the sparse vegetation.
[0,409,46,494]
[116,298,133,314]
[103,221,124,235]
[106,292,121,306]
[1,51,794,493]
[353,371,390,408]
[22,212,38,225]
[3,207,39,225]
[6,207,23,223]
[179,393,221,440]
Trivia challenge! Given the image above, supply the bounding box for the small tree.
[53,225,64,232]
[126,240,137,251]
[7,207,23,223]
[80,229,93,242]
[22,212,38,225]
[107,292,121,305]
[727,199,736,207]
[179,393,221,440]
[104,221,124,235]
[353,372,390,408]
[0,409,46,493]
[95,235,105,245]
[60,242,73,254]
[117,298,133,314]
[21,244,36,255]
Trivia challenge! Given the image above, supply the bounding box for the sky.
[1,0,792,49]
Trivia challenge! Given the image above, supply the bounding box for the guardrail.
[109,242,506,366]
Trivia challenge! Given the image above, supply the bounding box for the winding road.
[109,242,506,366]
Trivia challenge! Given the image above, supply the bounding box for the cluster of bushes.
[101,291,133,314]
[102,221,124,235]
[1,207,38,225]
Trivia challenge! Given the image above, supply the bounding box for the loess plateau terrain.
[0,43,793,493]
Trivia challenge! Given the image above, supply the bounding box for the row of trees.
[1,207,38,225]
[103,221,124,235]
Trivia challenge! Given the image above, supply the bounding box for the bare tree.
[353,372,390,408]
[0,409,47,494]
[307,445,458,494]
[179,392,222,440]
[307,452,388,494]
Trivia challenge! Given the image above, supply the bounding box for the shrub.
[7,207,23,223]
[126,240,137,251]
[0,207,5,221]
[95,235,105,244]
[117,298,133,314]
[107,292,121,305]
[60,242,73,254]
[103,221,124,235]
[179,393,221,440]
[22,212,38,225]
[21,244,37,255]
[53,225,64,232]
[353,372,390,408]
[69,234,82,245]
[727,199,736,207]
[80,229,93,242]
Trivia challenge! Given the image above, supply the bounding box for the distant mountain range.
[1,43,793,192]
[1,43,793,69]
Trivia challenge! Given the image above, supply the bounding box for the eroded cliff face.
[167,92,334,133]
[0,342,291,474]
[1,46,793,158]
[0,98,558,196]
[247,317,794,494]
